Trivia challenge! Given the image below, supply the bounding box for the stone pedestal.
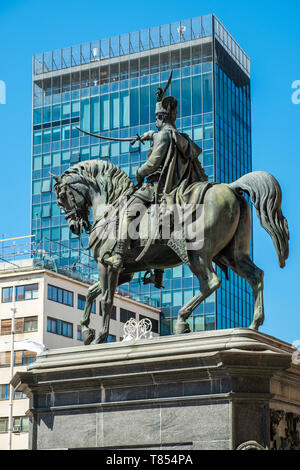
[12,329,300,450]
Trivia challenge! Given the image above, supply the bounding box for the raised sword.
[76,127,144,146]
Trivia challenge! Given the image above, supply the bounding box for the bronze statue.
[53,72,289,344]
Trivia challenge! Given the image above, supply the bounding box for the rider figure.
[104,94,177,288]
[105,80,207,288]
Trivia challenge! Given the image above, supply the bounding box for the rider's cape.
[131,126,214,265]
[161,128,210,208]
[137,125,211,209]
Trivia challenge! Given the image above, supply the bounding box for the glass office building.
[31,14,253,335]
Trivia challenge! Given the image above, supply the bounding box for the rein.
[57,164,135,252]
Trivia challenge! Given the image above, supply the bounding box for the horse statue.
[53,158,289,344]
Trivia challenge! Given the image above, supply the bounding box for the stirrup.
[143,270,164,289]
[154,277,164,289]
[143,270,155,285]
[104,254,123,270]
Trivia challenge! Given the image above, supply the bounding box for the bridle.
[57,181,91,235]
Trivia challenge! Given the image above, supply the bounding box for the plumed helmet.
[155,96,178,123]
[155,71,177,123]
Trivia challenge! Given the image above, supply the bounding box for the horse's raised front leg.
[80,281,102,345]
[92,262,119,344]
[175,253,221,335]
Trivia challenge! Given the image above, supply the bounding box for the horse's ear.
[49,172,61,184]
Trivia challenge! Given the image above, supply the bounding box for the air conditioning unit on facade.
[13,425,21,433]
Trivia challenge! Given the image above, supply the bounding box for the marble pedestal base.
[13,329,300,450]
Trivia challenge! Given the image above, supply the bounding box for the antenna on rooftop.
[177,25,186,41]
[92,47,99,61]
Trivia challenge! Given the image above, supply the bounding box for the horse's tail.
[228,171,289,268]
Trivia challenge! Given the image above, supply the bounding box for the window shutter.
[15,318,24,334]
[23,350,36,359]
[24,283,38,291]
[23,351,36,364]
[0,352,10,366]
[1,320,12,335]
[14,351,23,365]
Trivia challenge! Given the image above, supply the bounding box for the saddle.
[89,180,223,270]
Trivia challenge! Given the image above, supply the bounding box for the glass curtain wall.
[31,16,253,334]
[214,39,254,329]
[32,40,216,334]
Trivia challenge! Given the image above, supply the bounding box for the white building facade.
[0,259,160,449]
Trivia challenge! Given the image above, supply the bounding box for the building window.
[15,351,36,366]
[48,285,73,307]
[15,283,39,301]
[205,314,215,330]
[13,416,29,433]
[77,294,95,313]
[100,304,116,319]
[139,314,159,334]
[41,204,51,218]
[13,389,27,400]
[47,317,73,338]
[77,325,83,341]
[24,316,38,332]
[120,309,136,323]
[0,418,8,433]
[0,384,26,400]
[41,179,51,193]
[78,294,85,310]
[0,317,38,335]
[0,351,36,367]
[111,306,116,320]
[0,385,9,400]
[107,335,116,342]
[2,287,13,303]
[193,315,204,332]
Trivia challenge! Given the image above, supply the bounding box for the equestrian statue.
[52,72,289,344]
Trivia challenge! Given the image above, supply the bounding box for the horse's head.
[53,172,91,236]
[53,160,135,237]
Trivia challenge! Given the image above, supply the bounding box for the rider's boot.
[104,196,149,271]
[104,240,128,270]
[143,269,164,289]
[154,269,164,289]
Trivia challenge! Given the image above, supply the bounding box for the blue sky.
[0,0,299,344]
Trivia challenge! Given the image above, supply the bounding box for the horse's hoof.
[249,323,260,331]
[175,320,191,335]
[82,327,95,345]
[91,334,108,344]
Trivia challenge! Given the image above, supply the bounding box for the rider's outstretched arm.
[140,130,156,142]
[137,131,170,179]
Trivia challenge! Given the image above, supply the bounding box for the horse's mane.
[61,159,135,204]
